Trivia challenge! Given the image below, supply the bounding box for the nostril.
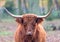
[27,34,32,36]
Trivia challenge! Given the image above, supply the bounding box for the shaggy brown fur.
[14,14,46,42]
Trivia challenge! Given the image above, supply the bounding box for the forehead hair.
[22,14,37,21]
[22,14,37,18]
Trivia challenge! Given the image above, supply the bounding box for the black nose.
[26,32,32,36]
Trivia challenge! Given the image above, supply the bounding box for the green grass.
[0,31,13,36]
[1,19,15,22]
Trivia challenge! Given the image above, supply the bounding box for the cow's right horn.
[3,7,22,18]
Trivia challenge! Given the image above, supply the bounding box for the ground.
[0,19,60,42]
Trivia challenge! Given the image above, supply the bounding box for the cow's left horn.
[3,7,22,18]
[37,5,53,18]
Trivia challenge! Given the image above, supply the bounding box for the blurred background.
[0,0,60,42]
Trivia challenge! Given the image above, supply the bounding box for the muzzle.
[26,32,32,36]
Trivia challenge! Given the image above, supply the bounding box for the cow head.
[16,14,44,37]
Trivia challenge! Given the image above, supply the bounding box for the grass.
[1,19,15,22]
[0,31,13,36]
[47,31,56,34]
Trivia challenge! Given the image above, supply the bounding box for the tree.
[53,0,60,18]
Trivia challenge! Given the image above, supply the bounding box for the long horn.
[37,5,53,18]
[3,7,22,18]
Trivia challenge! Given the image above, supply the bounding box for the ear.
[36,18,44,24]
[16,18,23,24]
